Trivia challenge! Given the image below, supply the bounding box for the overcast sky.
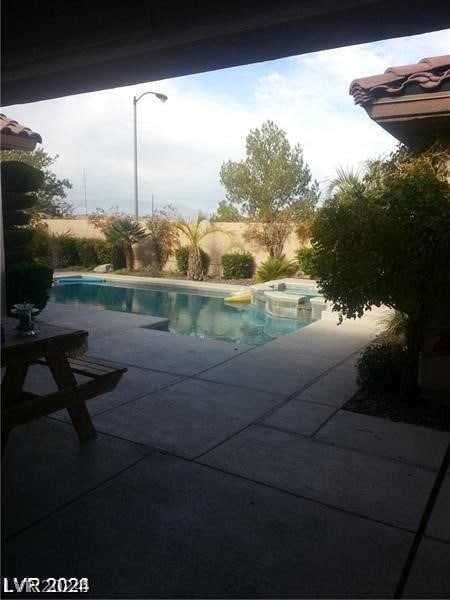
[3,28,449,217]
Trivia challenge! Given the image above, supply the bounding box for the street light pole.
[133,91,168,220]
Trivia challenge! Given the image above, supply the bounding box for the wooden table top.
[1,318,88,366]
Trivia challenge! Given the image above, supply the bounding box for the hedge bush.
[296,247,317,278]
[221,251,255,279]
[40,235,126,270]
[357,341,408,394]
[75,238,98,267]
[175,246,210,275]
[50,234,79,268]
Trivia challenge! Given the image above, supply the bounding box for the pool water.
[50,281,313,345]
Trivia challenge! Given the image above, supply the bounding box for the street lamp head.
[134,90,168,104]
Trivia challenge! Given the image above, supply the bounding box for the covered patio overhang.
[2,0,450,106]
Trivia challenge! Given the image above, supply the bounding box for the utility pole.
[83,169,87,215]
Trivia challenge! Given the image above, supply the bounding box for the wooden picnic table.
[1,318,126,453]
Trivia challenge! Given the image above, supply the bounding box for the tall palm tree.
[173,213,229,280]
[103,216,147,271]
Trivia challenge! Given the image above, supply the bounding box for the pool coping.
[54,271,250,295]
[54,272,320,295]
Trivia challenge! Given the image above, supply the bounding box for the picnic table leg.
[45,354,97,442]
[2,363,30,454]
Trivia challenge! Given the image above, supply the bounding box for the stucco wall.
[43,219,306,274]
[43,219,104,239]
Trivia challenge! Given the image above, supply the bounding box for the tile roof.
[350,55,450,106]
[0,113,42,143]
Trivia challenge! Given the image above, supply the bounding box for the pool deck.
[2,277,450,599]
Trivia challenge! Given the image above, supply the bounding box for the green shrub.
[382,311,409,339]
[49,233,79,268]
[221,251,255,279]
[91,239,126,269]
[357,341,408,394]
[31,227,52,263]
[175,246,210,275]
[296,247,318,278]
[110,244,126,270]
[6,262,54,313]
[256,255,297,282]
[93,239,113,264]
[75,238,99,267]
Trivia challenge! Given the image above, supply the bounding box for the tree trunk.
[187,247,203,280]
[400,312,425,399]
[125,245,135,271]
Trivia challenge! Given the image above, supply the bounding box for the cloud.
[2,29,449,214]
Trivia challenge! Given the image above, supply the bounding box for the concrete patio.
[2,299,449,599]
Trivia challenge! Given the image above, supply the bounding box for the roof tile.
[0,113,42,143]
[350,55,450,106]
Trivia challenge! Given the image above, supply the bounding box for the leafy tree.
[101,216,147,271]
[310,146,450,395]
[244,218,293,258]
[0,148,73,217]
[220,120,319,256]
[220,120,319,219]
[143,206,179,270]
[210,200,244,222]
[173,213,228,281]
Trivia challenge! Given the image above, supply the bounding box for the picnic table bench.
[1,318,127,453]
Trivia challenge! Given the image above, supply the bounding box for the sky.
[3,28,449,217]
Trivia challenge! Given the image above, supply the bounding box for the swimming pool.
[50,280,314,345]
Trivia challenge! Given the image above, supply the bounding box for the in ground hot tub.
[249,278,328,321]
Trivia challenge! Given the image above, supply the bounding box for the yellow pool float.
[225,290,251,303]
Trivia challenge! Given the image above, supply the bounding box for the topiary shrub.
[5,262,54,313]
[1,160,53,313]
[31,226,52,263]
[256,255,297,282]
[175,246,210,275]
[221,251,255,279]
[357,341,408,395]
[296,247,318,278]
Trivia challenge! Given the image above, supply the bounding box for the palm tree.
[327,166,364,197]
[103,216,147,271]
[173,213,229,280]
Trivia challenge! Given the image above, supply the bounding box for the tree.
[102,216,147,271]
[220,120,319,219]
[310,146,450,395]
[143,206,179,270]
[220,120,319,256]
[0,148,73,217]
[173,213,228,281]
[210,200,244,222]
